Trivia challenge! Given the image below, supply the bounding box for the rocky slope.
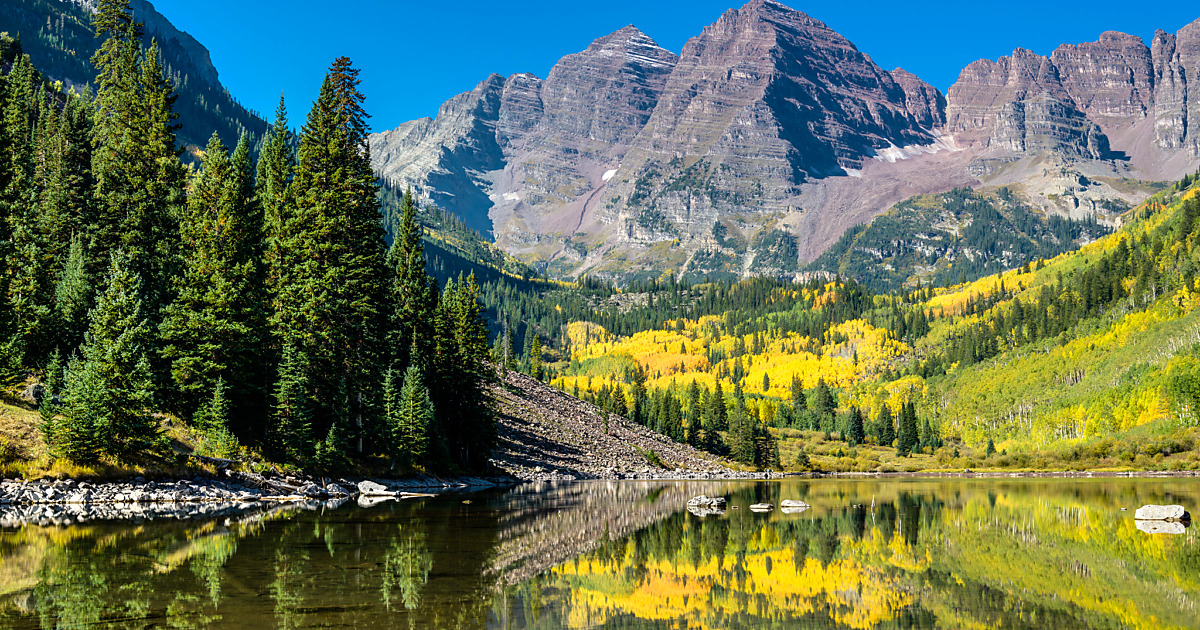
[489,369,750,481]
[371,1,1200,284]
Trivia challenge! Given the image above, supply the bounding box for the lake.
[1,477,1197,629]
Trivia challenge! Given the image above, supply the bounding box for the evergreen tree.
[272,58,389,458]
[897,402,919,457]
[386,365,432,468]
[43,252,158,463]
[52,236,93,354]
[729,403,755,465]
[876,404,895,447]
[160,133,268,435]
[259,96,294,300]
[707,381,728,432]
[430,273,494,469]
[194,377,238,459]
[985,437,997,458]
[812,379,835,431]
[529,334,542,380]
[91,1,185,317]
[385,187,434,372]
[846,406,865,446]
[272,340,313,462]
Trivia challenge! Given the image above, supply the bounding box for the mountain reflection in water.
[1,478,1197,629]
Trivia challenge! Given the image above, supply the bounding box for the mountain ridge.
[371,1,1200,285]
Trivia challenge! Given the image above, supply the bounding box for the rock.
[357,480,394,497]
[357,494,394,508]
[298,483,325,498]
[781,505,809,514]
[749,503,774,512]
[687,505,726,517]
[1137,520,1188,535]
[687,495,727,508]
[780,500,810,508]
[1134,504,1191,521]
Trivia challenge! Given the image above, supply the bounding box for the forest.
[0,0,493,474]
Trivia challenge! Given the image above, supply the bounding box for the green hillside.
[809,187,1113,292]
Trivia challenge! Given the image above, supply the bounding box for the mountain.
[372,1,1200,285]
[0,0,268,153]
[371,25,678,239]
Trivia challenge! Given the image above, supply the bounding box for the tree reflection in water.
[0,478,1197,629]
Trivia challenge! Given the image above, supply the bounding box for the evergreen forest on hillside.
[0,0,493,474]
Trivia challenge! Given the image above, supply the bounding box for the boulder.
[1137,520,1188,535]
[781,505,810,514]
[357,480,394,497]
[687,495,726,508]
[749,503,773,512]
[780,500,810,508]
[687,505,725,517]
[1134,505,1190,521]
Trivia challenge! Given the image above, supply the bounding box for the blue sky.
[151,0,1200,133]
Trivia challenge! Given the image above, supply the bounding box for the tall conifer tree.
[273,58,389,458]
[160,132,268,434]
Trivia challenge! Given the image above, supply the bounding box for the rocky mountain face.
[948,23,1200,177]
[371,26,678,237]
[371,1,1200,284]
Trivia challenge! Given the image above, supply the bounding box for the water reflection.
[0,479,1197,629]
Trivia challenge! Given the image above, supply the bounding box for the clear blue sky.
[151,0,1200,133]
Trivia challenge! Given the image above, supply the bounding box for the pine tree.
[195,377,238,459]
[386,365,432,468]
[985,437,997,458]
[272,340,313,462]
[386,187,434,372]
[259,96,294,300]
[52,236,93,353]
[729,403,755,465]
[44,252,159,463]
[876,404,895,447]
[813,379,835,431]
[846,406,865,446]
[897,402,919,457]
[160,133,268,435]
[272,58,389,459]
[90,2,185,317]
[430,273,494,469]
[707,381,728,432]
[529,334,543,380]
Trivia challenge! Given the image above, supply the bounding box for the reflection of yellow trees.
[534,479,1200,630]
[552,531,918,629]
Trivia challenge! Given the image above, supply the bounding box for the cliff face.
[369,26,678,240]
[371,3,1200,284]
[947,19,1200,176]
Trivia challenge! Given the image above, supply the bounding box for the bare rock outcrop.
[488,370,751,481]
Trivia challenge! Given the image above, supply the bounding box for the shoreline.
[4,468,1195,527]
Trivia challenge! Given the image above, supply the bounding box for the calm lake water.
[1,477,1198,629]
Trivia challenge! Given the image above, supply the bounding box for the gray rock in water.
[357,494,395,508]
[780,500,810,508]
[686,505,725,518]
[1134,504,1190,521]
[357,480,393,497]
[687,495,726,508]
[749,503,774,512]
[1137,520,1188,535]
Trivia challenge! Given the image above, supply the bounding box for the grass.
[771,423,1200,474]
